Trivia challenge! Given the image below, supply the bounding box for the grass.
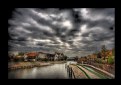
[80,65,109,79]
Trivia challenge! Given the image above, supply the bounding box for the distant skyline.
[8,8,115,57]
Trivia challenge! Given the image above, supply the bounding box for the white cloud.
[33,39,54,43]
[61,20,73,29]
[15,26,32,33]
[21,22,31,27]
[80,24,88,33]
[80,8,115,22]
[64,43,70,48]
[52,20,73,30]
[31,9,52,21]
[27,18,54,33]
[55,37,64,45]
[81,8,89,15]
[49,14,57,18]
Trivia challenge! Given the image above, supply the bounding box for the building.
[37,52,47,61]
[47,53,55,61]
[25,52,38,61]
[54,52,65,61]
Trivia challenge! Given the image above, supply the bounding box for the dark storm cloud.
[8,8,115,57]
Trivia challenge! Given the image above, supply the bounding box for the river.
[8,61,76,79]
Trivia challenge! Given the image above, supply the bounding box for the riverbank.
[68,64,114,79]
[8,61,66,70]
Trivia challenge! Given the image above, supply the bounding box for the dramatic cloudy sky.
[8,8,115,57]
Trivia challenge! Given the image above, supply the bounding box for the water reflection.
[8,61,76,79]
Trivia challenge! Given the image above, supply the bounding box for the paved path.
[69,65,88,79]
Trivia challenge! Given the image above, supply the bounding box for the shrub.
[101,59,107,64]
[108,56,114,64]
[95,58,102,63]
[18,52,24,56]
[13,55,24,62]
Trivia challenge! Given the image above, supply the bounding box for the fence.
[66,65,75,79]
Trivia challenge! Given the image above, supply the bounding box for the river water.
[8,61,76,79]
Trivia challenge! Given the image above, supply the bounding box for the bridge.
[67,57,76,61]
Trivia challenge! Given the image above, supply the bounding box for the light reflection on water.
[8,61,76,79]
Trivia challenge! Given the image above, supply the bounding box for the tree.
[8,54,14,61]
[97,52,101,58]
[101,45,107,52]
[101,45,107,60]
[94,47,99,54]
[75,56,78,61]
[112,48,115,56]
[64,56,67,61]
